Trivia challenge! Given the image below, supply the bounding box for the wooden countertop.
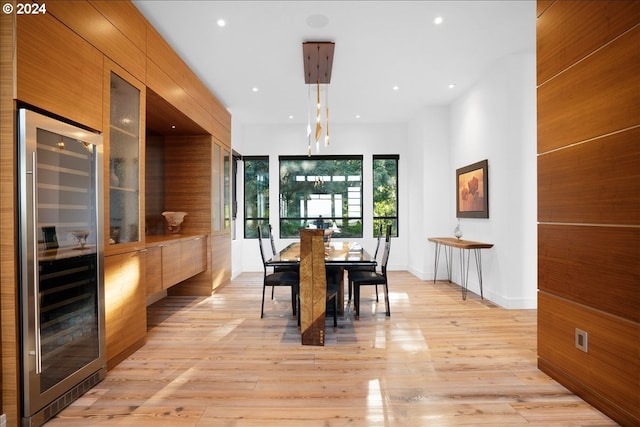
[145,233,207,247]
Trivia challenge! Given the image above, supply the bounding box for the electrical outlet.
[575,328,588,353]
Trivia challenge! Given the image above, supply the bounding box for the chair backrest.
[380,224,392,276]
[373,223,383,259]
[257,226,268,267]
[268,224,277,256]
[380,240,391,276]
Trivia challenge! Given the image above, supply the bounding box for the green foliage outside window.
[244,157,269,238]
[373,156,398,237]
[279,155,363,238]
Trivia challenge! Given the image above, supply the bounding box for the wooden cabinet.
[3,2,231,423]
[181,236,207,280]
[145,235,208,298]
[102,60,147,371]
[47,0,147,83]
[16,12,103,131]
[104,59,146,255]
[145,245,162,296]
[104,250,146,369]
[161,240,182,288]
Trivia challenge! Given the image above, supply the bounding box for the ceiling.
[133,1,535,128]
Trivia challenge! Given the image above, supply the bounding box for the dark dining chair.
[350,225,392,320]
[268,224,298,299]
[258,226,299,318]
[347,223,383,303]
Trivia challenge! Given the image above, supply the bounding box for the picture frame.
[456,159,489,218]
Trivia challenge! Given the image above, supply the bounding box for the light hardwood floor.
[48,272,617,426]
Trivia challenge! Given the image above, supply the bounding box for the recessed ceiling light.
[355,115,361,119]
[171,125,176,129]
[392,86,399,91]
[448,83,456,89]
[217,19,226,27]
[288,115,294,119]
[252,87,259,92]
[306,14,329,29]
[434,16,443,25]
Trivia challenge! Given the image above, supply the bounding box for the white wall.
[233,123,409,274]
[445,52,537,308]
[406,106,450,280]
[230,53,537,309]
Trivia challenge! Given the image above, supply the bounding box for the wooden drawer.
[145,245,162,296]
[161,241,181,289]
[180,236,206,280]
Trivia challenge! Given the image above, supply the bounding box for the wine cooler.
[18,109,106,427]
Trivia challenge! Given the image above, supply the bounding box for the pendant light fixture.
[303,41,335,156]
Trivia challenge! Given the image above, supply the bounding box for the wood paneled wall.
[1,4,18,423]
[536,2,640,426]
[163,135,232,296]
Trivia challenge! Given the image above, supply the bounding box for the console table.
[428,237,494,300]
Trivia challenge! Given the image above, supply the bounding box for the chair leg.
[261,284,267,318]
[384,283,390,316]
[271,286,275,299]
[354,284,360,320]
[333,294,338,330]
[348,278,352,302]
[291,287,297,318]
[375,284,379,302]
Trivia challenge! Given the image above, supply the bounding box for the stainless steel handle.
[31,152,42,374]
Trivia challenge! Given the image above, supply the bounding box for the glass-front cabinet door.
[106,67,144,251]
[212,143,221,232]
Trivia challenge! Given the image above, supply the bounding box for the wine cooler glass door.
[19,109,106,426]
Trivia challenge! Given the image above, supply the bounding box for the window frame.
[278,154,364,238]
[243,155,270,239]
[373,154,399,237]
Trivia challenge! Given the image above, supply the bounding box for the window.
[223,149,231,230]
[279,155,363,238]
[244,156,269,238]
[373,155,399,237]
[231,151,241,240]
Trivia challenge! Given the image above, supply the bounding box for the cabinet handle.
[139,249,148,253]
[31,152,42,374]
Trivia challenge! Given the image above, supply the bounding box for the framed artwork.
[456,159,488,218]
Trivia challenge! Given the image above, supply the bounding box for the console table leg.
[460,248,471,300]
[446,246,452,282]
[474,249,484,299]
[433,243,440,283]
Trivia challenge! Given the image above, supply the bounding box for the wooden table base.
[299,229,327,345]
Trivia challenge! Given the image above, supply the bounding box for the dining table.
[268,234,377,345]
[267,240,377,315]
